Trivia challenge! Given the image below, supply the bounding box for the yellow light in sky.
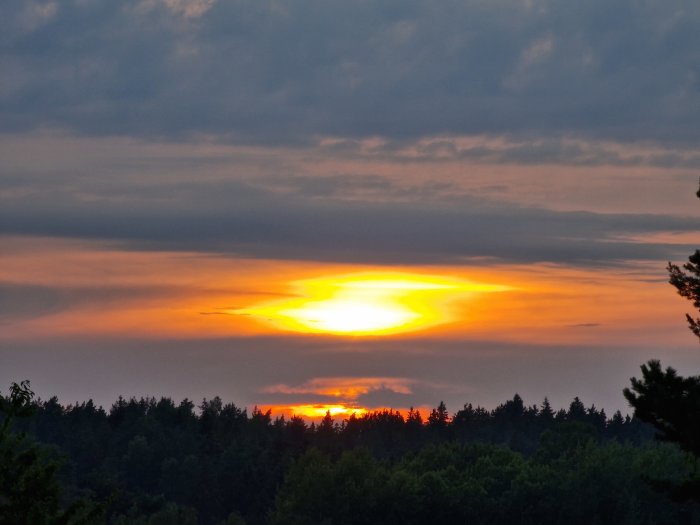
[280,404,368,418]
[235,272,510,336]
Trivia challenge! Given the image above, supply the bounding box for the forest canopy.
[2,384,699,524]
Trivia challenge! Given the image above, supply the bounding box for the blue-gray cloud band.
[1,176,695,266]
[1,0,699,145]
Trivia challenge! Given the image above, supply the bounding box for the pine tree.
[540,398,554,420]
[624,180,700,501]
[668,250,700,341]
[667,177,700,341]
[427,401,449,429]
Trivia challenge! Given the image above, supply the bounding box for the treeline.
[7,391,700,523]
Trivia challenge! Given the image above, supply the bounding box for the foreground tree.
[624,362,700,456]
[0,380,101,524]
[668,252,700,341]
[624,181,700,501]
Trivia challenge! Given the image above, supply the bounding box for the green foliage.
[270,441,699,525]
[5,385,685,524]
[0,380,35,435]
[668,249,700,341]
[112,499,199,525]
[625,361,700,457]
[0,431,63,524]
[666,180,700,341]
[0,381,103,524]
[624,181,700,502]
[625,361,700,501]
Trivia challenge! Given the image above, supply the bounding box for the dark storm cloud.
[1,0,699,145]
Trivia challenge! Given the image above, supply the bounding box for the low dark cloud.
[1,0,699,146]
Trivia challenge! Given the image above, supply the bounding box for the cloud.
[258,376,420,409]
[1,132,696,268]
[0,283,67,321]
[355,137,700,169]
[1,172,695,266]
[1,1,699,145]
[263,376,413,397]
[162,0,216,18]
[0,282,190,321]
[355,386,417,409]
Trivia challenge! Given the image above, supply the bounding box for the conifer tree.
[668,250,700,341]
[666,178,700,341]
[624,180,700,501]
[427,401,449,429]
[540,398,554,420]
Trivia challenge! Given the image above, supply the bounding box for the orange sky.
[2,234,691,345]
[4,2,700,421]
[3,231,698,417]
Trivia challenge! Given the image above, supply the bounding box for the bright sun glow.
[282,404,368,418]
[235,272,510,335]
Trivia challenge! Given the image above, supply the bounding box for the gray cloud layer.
[2,0,699,145]
[1,171,696,265]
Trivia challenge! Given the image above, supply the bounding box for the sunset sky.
[2,0,700,417]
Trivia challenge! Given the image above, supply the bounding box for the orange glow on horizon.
[265,404,368,419]
[3,235,696,348]
[261,404,432,422]
[234,272,511,336]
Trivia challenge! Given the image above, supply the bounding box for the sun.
[234,272,510,336]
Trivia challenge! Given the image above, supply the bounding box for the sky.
[2,0,700,418]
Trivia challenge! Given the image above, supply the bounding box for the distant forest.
[4,386,700,524]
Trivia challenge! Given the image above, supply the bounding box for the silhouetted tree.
[406,406,423,429]
[427,401,449,429]
[0,381,101,523]
[669,249,700,341]
[625,361,700,457]
[315,410,337,453]
[567,397,587,422]
[625,180,700,501]
[666,179,700,341]
[540,398,554,421]
[1,384,668,523]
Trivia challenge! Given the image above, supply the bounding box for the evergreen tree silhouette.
[666,177,700,341]
[427,401,449,429]
[668,250,700,341]
[624,180,700,501]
